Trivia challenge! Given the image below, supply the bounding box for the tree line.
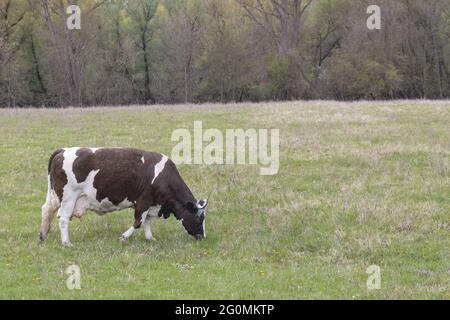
[1,0,450,107]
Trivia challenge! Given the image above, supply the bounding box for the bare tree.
[159,0,203,103]
[237,0,313,99]
[127,0,158,104]
[0,0,27,107]
[238,0,312,54]
[40,0,106,107]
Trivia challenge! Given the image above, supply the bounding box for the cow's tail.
[46,149,63,208]
[40,149,63,241]
[48,148,64,175]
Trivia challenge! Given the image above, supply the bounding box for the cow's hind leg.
[58,197,77,246]
[40,202,57,241]
[39,177,60,241]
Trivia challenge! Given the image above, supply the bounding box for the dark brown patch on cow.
[92,148,151,205]
[49,151,67,202]
[73,148,96,183]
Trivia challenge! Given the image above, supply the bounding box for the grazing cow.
[39,148,207,246]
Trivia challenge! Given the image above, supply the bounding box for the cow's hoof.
[62,241,73,247]
[38,232,45,242]
[120,236,129,242]
[146,237,156,242]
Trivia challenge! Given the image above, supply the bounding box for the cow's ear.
[185,201,197,213]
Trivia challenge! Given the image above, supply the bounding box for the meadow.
[0,101,448,299]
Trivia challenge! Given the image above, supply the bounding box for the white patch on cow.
[151,155,168,184]
[141,157,145,164]
[90,148,101,153]
[202,220,206,238]
[121,226,135,240]
[62,147,81,187]
[83,169,101,199]
[141,210,149,224]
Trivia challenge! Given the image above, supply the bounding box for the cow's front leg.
[120,208,144,241]
[58,198,76,247]
[120,226,136,241]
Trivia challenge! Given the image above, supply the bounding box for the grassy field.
[0,101,448,299]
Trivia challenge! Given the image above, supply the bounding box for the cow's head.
[182,199,208,240]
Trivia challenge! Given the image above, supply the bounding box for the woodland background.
[1,0,450,107]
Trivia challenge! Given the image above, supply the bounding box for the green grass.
[0,101,448,299]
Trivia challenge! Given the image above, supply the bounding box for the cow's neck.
[173,180,196,219]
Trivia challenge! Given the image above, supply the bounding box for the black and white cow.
[39,148,207,246]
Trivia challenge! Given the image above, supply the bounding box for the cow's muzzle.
[195,234,204,240]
